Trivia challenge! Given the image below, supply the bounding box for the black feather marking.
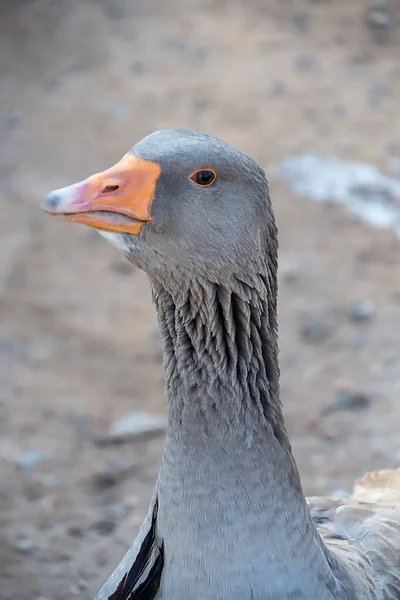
[108,575,127,600]
[108,499,163,600]
[128,542,164,600]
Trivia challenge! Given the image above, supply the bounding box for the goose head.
[42,129,276,282]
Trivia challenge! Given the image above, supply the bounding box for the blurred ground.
[1,1,400,598]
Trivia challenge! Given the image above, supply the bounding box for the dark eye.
[189,169,216,187]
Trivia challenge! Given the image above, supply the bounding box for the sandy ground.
[1,1,400,598]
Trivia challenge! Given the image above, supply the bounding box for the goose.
[42,129,400,600]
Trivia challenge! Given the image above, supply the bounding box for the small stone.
[68,584,81,596]
[300,318,331,344]
[369,83,391,106]
[91,519,116,536]
[291,12,310,35]
[111,261,132,276]
[348,300,375,321]
[15,451,53,472]
[95,551,109,568]
[367,3,394,43]
[279,261,299,283]
[315,425,337,442]
[89,465,126,490]
[15,539,37,554]
[105,411,166,443]
[23,481,46,502]
[67,525,85,538]
[262,80,286,98]
[163,40,207,62]
[192,99,210,114]
[320,390,371,417]
[294,53,317,71]
[107,502,129,518]
[77,579,88,591]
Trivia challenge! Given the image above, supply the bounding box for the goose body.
[42,129,400,600]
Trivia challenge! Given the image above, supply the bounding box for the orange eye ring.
[189,169,217,188]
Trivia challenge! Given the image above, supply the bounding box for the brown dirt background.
[1,1,400,598]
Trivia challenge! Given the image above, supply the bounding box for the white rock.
[273,155,400,237]
[108,411,166,442]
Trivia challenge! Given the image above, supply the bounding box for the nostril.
[101,184,119,193]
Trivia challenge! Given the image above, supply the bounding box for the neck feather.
[150,267,287,438]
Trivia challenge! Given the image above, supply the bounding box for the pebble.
[300,317,331,344]
[369,83,391,106]
[89,464,129,490]
[23,481,46,502]
[107,502,129,518]
[67,525,85,538]
[294,53,317,71]
[105,411,166,444]
[163,40,207,62]
[290,12,310,35]
[68,584,81,596]
[367,2,394,43]
[192,99,211,114]
[15,451,53,472]
[15,538,37,554]
[111,261,133,276]
[348,300,375,321]
[279,261,299,283]
[320,390,371,417]
[91,519,116,536]
[261,81,286,99]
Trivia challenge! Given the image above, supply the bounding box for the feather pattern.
[108,500,164,600]
[309,468,400,598]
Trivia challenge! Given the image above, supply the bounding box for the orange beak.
[41,154,161,235]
